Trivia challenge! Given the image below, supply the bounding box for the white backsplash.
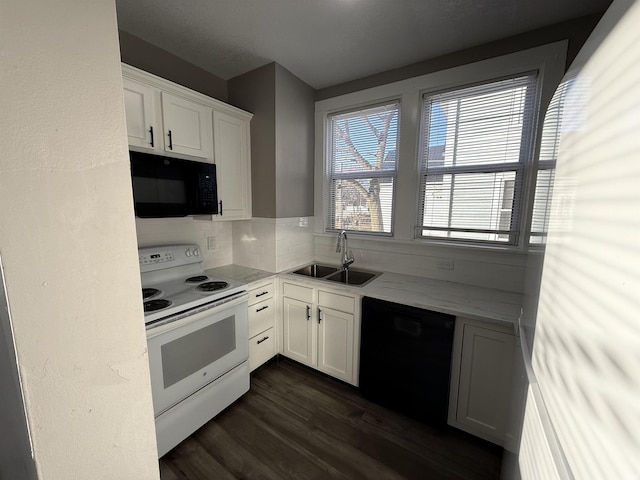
[233,217,314,272]
[135,216,525,293]
[135,216,233,269]
[314,234,527,293]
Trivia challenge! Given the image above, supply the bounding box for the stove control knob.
[193,248,199,256]
[185,249,192,257]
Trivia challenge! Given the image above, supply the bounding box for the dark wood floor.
[159,358,503,480]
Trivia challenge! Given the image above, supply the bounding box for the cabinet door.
[317,307,354,383]
[161,92,213,160]
[453,323,515,445]
[123,78,162,151]
[213,110,251,220]
[282,297,313,367]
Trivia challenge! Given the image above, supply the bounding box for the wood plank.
[159,358,502,479]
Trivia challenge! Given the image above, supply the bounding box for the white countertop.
[208,264,522,327]
[206,264,276,286]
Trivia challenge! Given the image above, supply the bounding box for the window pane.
[420,171,517,242]
[417,74,537,245]
[530,169,555,244]
[529,79,573,245]
[330,177,394,234]
[328,102,399,234]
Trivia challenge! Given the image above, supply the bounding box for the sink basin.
[325,268,381,286]
[292,263,338,278]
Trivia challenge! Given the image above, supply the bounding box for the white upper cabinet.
[123,78,163,152]
[213,110,251,220]
[122,64,253,220]
[161,92,213,160]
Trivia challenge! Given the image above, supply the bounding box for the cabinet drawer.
[248,281,274,306]
[248,297,275,338]
[318,290,355,313]
[249,328,275,372]
[283,282,313,303]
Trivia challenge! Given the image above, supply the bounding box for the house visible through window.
[416,74,538,245]
[327,102,399,235]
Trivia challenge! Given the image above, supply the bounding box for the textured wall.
[0,1,159,478]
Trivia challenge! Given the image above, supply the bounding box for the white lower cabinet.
[282,281,359,385]
[448,316,516,446]
[247,279,276,372]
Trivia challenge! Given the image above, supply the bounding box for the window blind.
[327,102,399,234]
[530,79,573,245]
[416,74,538,245]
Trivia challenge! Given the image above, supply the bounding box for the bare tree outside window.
[328,103,399,234]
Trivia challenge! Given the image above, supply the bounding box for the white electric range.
[139,244,249,457]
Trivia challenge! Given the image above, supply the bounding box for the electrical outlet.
[207,236,216,251]
[437,259,454,270]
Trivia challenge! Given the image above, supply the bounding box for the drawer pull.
[256,336,269,344]
[256,305,269,313]
[255,291,269,298]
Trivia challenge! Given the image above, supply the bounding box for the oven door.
[146,293,248,416]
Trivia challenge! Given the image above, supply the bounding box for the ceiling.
[115,0,611,90]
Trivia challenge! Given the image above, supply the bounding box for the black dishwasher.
[359,297,455,427]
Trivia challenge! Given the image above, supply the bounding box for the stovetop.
[139,244,247,324]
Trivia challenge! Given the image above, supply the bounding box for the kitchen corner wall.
[232,217,315,272]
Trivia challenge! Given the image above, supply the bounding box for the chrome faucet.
[336,230,355,270]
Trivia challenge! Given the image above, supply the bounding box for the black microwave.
[130,151,219,218]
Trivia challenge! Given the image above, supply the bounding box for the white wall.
[136,217,234,269]
[233,217,315,272]
[520,0,640,477]
[0,1,159,478]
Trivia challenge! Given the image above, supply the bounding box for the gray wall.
[119,30,228,102]
[228,63,278,218]
[316,14,604,101]
[229,63,315,219]
[275,64,315,218]
[0,271,37,480]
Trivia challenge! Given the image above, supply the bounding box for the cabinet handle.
[256,305,269,313]
[255,291,269,298]
[168,129,173,150]
[149,126,154,147]
[306,305,310,321]
[256,336,269,344]
[219,200,223,216]
[318,308,322,324]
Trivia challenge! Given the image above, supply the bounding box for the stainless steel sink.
[292,263,339,278]
[325,268,381,286]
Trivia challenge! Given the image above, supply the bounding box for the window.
[529,79,573,245]
[416,74,538,245]
[326,102,399,235]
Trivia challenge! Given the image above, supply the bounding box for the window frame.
[314,42,568,252]
[415,72,541,247]
[325,100,401,236]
